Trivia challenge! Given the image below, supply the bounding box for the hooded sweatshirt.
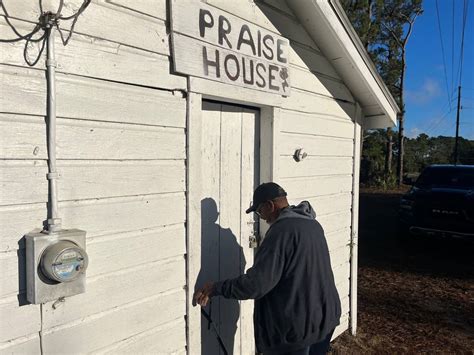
[213,201,341,353]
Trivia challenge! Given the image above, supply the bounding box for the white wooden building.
[0,0,398,354]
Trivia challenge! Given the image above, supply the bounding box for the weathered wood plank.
[0,114,185,160]
[206,0,320,52]
[290,66,354,102]
[288,193,352,217]
[332,314,349,340]
[42,289,186,354]
[280,109,355,135]
[172,32,290,96]
[189,76,283,107]
[282,89,356,118]
[334,264,350,292]
[0,333,40,354]
[289,43,340,80]
[280,133,354,157]
[87,225,186,278]
[0,19,184,90]
[105,0,167,20]
[283,175,353,199]
[0,66,186,126]
[94,318,186,354]
[0,193,186,252]
[326,228,351,252]
[280,156,354,178]
[1,0,169,54]
[0,296,40,342]
[318,211,353,235]
[43,257,185,328]
[330,245,351,269]
[0,224,186,298]
[0,160,185,206]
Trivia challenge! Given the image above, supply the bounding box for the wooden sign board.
[170,0,291,96]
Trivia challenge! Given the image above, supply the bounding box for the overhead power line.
[435,0,453,111]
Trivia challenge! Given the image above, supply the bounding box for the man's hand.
[193,282,215,307]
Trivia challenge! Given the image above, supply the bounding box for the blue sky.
[404,0,473,140]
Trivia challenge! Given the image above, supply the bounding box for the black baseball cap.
[246,182,287,214]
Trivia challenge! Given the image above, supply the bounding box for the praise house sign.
[171,0,291,96]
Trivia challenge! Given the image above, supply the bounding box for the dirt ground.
[330,189,474,354]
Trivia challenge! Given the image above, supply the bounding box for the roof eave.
[287,0,400,129]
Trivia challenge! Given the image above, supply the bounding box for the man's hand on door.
[193,282,215,307]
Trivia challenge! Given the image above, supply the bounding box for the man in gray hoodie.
[194,182,341,355]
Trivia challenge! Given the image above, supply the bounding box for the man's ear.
[268,200,276,212]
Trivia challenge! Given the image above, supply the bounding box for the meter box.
[25,229,88,304]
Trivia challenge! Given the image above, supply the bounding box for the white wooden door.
[199,100,259,355]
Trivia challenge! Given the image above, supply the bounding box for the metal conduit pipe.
[46,24,61,233]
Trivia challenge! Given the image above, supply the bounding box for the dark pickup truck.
[399,165,474,238]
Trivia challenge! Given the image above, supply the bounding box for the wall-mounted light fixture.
[293,148,308,162]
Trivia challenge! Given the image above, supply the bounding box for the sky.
[404,0,474,140]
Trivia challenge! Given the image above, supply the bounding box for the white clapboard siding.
[289,42,341,80]
[0,225,186,299]
[42,257,185,328]
[326,228,351,252]
[0,251,22,298]
[94,318,186,354]
[0,115,186,160]
[334,266,351,293]
[283,175,353,199]
[282,89,356,118]
[1,0,169,55]
[288,193,352,217]
[280,156,354,178]
[0,66,186,126]
[280,109,355,134]
[206,0,320,52]
[0,21,184,90]
[0,160,185,206]
[330,245,351,269]
[318,211,353,235]
[0,193,186,252]
[280,133,354,157]
[0,296,40,343]
[86,225,186,277]
[42,290,186,354]
[333,314,349,340]
[0,333,40,354]
[104,0,167,20]
[290,66,354,102]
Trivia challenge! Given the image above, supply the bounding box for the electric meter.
[41,241,88,283]
[26,229,88,304]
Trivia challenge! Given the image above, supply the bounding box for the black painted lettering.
[224,54,240,81]
[199,9,214,38]
[218,15,232,48]
[242,58,254,85]
[257,30,262,57]
[202,47,220,78]
[262,35,274,60]
[268,64,279,91]
[237,25,256,55]
[256,63,266,88]
[276,39,287,63]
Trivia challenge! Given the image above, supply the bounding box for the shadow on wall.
[195,198,246,355]
[255,1,356,121]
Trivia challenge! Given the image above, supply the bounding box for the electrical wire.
[457,0,469,87]
[435,0,453,111]
[0,0,90,66]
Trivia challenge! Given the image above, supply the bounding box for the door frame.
[185,78,282,354]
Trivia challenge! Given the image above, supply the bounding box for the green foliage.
[361,130,474,187]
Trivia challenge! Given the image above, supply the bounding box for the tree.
[341,0,423,185]
[378,1,423,185]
